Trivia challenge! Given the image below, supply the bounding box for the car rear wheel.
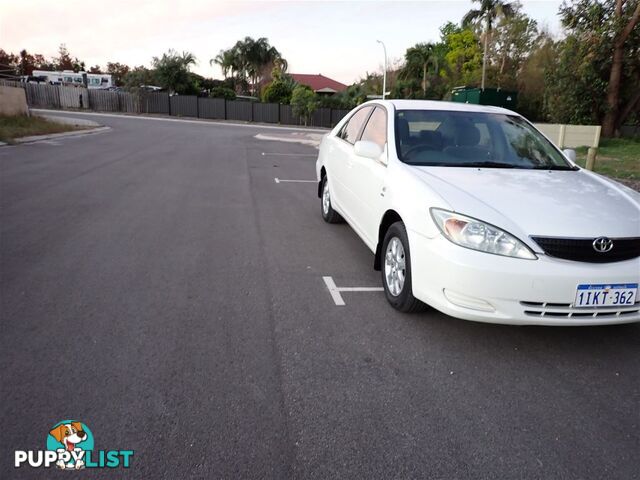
[321,175,343,224]
[382,222,425,313]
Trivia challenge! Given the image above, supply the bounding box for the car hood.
[410,166,640,246]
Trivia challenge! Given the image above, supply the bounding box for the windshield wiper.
[454,161,518,168]
[531,165,578,171]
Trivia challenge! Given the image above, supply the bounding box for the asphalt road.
[1,113,638,480]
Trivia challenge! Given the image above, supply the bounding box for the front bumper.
[407,229,640,326]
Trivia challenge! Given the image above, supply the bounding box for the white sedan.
[315,100,640,325]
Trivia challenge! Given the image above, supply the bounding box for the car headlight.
[430,208,537,260]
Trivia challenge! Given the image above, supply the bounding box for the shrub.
[209,87,236,100]
[262,80,293,104]
[290,85,318,125]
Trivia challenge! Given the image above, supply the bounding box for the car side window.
[360,107,387,149]
[339,107,373,144]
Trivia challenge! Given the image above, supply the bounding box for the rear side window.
[339,107,373,144]
[360,107,387,149]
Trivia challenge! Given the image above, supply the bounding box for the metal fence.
[1,81,349,128]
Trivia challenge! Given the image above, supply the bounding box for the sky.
[1,0,565,85]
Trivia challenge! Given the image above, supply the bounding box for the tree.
[552,0,640,134]
[243,37,285,95]
[262,77,294,103]
[33,53,56,71]
[72,57,86,72]
[0,49,56,78]
[561,0,640,136]
[516,31,555,120]
[443,28,483,87]
[290,85,318,125]
[211,37,287,96]
[544,33,611,124]
[55,44,75,71]
[488,5,538,89]
[463,0,516,89]
[88,65,102,74]
[106,62,130,86]
[0,49,18,78]
[152,50,198,95]
[211,49,238,79]
[400,43,442,97]
[123,66,157,91]
[18,50,37,76]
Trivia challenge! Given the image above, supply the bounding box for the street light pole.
[376,40,387,100]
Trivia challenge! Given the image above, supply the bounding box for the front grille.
[520,301,640,319]
[531,236,640,263]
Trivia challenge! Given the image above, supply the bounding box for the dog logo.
[14,419,133,469]
[47,420,94,470]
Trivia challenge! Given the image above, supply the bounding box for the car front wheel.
[382,222,425,313]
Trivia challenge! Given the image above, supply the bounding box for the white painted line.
[338,287,384,292]
[323,276,345,306]
[262,152,317,157]
[274,178,316,184]
[322,276,384,306]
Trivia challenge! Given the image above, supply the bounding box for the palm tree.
[246,38,285,96]
[210,49,236,79]
[180,51,197,68]
[238,37,286,96]
[211,37,287,96]
[463,0,515,89]
[400,43,440,97]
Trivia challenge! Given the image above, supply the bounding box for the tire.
[320,175,343,224]
[381,222,426,313]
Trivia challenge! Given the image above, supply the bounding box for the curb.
[4,126,111,146]
[254,133,322,148]
[29,109,330,133]
[34,113,101,128]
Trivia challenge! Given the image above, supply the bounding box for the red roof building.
[290,73,348,94]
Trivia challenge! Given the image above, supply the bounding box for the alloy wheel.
[384,237,406,296]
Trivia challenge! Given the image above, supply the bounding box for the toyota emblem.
[592,237,614,253]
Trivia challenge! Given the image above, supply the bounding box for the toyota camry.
[315,100,640,325]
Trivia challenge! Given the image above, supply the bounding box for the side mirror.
[563,148,577,162]
[354,140,383,161]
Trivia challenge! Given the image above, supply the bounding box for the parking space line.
[322,276,384,306]
[323,276,346,306]
[338,287,384,292]
[274,178,316,184]
[262,152,317,157]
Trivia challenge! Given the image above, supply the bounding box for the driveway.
[1,112,638,479]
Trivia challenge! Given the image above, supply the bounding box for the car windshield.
[395,109,575,170]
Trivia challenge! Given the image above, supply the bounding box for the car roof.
[364,99,519,116]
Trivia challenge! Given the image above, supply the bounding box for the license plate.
[574,283,638,307]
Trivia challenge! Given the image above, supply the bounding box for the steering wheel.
[404,144,437,158]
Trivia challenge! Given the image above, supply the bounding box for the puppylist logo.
[14,420,133,470]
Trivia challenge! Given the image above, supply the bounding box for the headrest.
[396,118,410,143]
[419,130,443,149]
[454,121,480,146]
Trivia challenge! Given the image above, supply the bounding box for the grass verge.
[0,114,86,143]
[575,137,640,181]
